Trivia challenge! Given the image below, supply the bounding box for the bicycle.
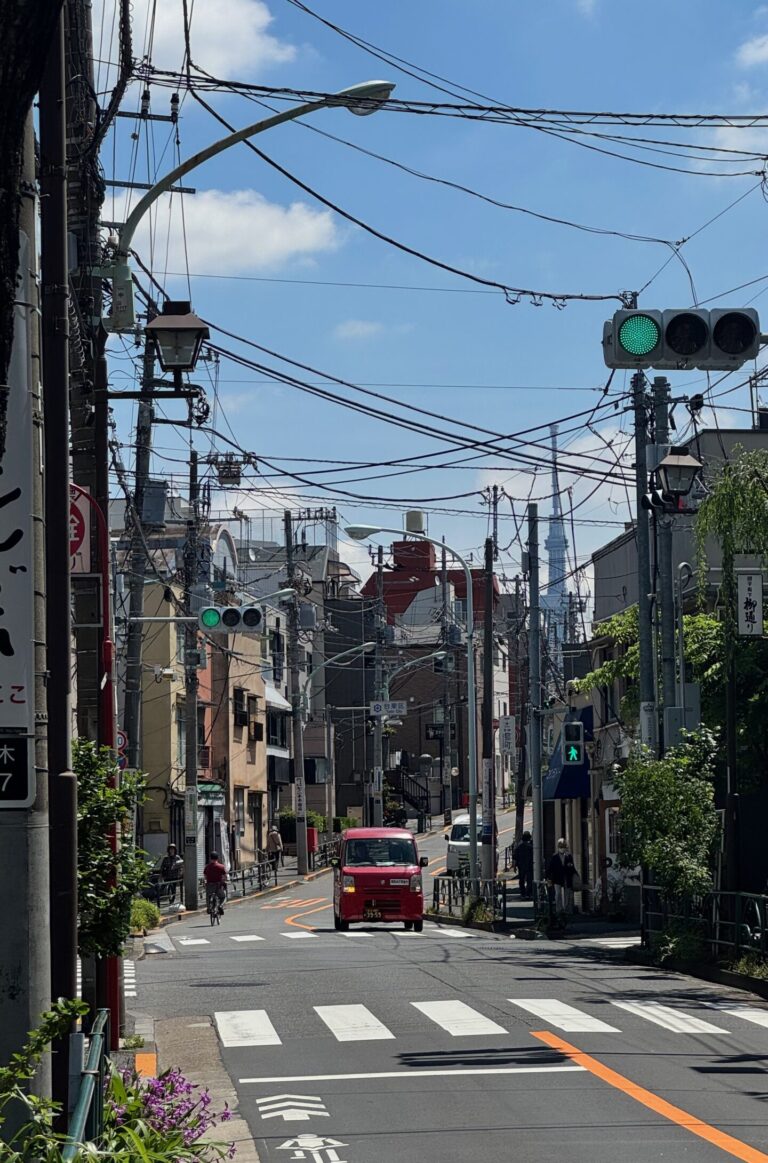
[207,889,224,926]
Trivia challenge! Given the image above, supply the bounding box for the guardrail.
[311,840,337,870]
[143,857,279,913]
[642,884,768,957]
[432,875,508,922]
[503,842,516,872]
[63,1009,110,1161]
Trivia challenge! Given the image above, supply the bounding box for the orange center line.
[284,901,332,931]
[429,865,446,878]
[532,1031,768,1163]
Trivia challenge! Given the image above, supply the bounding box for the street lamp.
[384,651,448,692]
[105,80,395,333]
[657,446,703,498]
[346,525,480,896]
[146,300,209,373]
[293,641,375,876]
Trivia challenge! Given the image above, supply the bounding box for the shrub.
[130,898,161,933]
[650,924,708,966]
[728,952,768,980]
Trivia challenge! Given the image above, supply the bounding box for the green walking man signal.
[562,721,584,766]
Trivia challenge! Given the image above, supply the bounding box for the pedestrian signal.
[562,721,584,766]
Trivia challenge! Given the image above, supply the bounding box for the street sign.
[184,786,197,846]
[738,571,763,636]
[369,700,407,717]
[426,722,456,741]
[70,485,90,574]
[373,766,383,793]
[0,736,34,808]
[499,715,516,754]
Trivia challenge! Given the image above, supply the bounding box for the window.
[175,704,185,768]
[267,710,288,748]
[234,787,245,836]
[175,624,185,665]
[233,687,247,727]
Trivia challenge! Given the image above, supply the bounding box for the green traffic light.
[567,745,580,762]
[618,314,660,356]
[200,608,221,629]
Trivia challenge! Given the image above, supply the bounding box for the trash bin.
[307,826,318,854]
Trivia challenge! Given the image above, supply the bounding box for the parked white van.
[445,813,482,874]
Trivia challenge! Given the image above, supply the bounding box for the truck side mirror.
[330,857,340,868]
[420,856,429,867]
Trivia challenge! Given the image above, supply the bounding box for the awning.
[542,707,593,800]
[197,781,225,807]
[265,684,291,711]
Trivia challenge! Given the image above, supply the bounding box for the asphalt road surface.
[136,821,768,1163]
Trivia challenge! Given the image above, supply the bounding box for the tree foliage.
[75,740,148,958]
[614,731,719,901]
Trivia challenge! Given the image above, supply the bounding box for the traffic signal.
[562,721,584,766]
[198,606,263,634]
[603,308,760,370]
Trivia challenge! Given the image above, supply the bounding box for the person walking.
[160,843,184,904]
[547,837,576,914]
[266,825,284,874]
[514,831,533,898]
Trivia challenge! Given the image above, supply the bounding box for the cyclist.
[203,851,228,916]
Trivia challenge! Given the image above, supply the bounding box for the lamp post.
[296,642,375,871]
[104,80,395,333]
[346,525,480,896]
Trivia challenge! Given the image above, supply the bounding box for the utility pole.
[653,376,676,748]
[285,511,308,876]
[441,543,451,818]
[0,115,52,1115]
[183,452,200,910]
[527,504,543,890]
[481,537,495,880]
[372,546,384,827]
[633,372,657,751]
[40,17,76,1115]
[513,574,526,843]
[123,339,157,776]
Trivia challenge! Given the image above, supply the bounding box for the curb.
[144,865,334,929]
[622,950,768,1001]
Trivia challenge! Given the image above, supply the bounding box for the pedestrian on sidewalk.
[160,843,184,904]
[266,825,284,874]
[514,831,533,898]
[547,837,576,914]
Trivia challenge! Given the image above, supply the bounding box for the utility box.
[307,826,318,854]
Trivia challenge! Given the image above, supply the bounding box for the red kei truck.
[332,827,429,932]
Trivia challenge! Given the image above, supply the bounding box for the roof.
[342,827,414,840]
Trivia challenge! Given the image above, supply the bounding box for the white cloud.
[736,32,768,67]
[95,0,294,80]
[332,319,415,342]
[333,320,385,341]
[111,188,339,274]
[575,0,598,15]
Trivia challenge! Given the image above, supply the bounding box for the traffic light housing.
[562,721,584,766]
[603,308,760,370]
[198,605,263,634]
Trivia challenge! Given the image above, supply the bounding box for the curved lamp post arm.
[384,650,447,699]
[300,641,375,714]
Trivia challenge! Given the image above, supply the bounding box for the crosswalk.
[212,993,768,1048]
[173,928,477,950]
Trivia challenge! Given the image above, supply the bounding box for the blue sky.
[98,0,768,595]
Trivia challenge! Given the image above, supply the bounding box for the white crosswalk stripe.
[314,1005,395,1042]
[611,1000,728,1034]
[281,931,317,939]
[508,999,619,1033]
[215,1010,282,1047]
[229,935,265,943]
[708,1002,768,1029]
[412,1000,506,1037]
[178,937,210,946]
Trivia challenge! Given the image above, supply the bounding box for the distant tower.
[543,424,570,678]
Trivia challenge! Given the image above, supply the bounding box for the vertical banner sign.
[373,766,383,794]
[69,485,90,574]
[0,235,34,733]
[499,715,516,755]
[737,572,763,636]
[482,757,493,841]
[184,787,197,846]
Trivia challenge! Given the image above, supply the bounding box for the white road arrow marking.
[256,1094,329,1122]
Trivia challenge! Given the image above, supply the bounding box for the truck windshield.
[345,838,417,867]
[450,823,479,842]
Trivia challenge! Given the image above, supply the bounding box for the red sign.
[70,486,90,573]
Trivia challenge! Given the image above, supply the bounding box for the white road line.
[508,999,619,1033]
[214,1010,282,1047]
[434,929,472,938]
[708,1003,768,1029]
[177,937,210,946]
[611,1000,728,1034]
[411,1000,507,1037]
[240,1065,584,1084]
[314,1005,395,1042]
[229,935,265,943]
[281,932,317,939]
[341,932,373,938]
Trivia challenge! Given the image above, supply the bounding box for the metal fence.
[432,875,509,922]
[63,1009,110,1161]
[642,884,768,958]
[144,857,279,913]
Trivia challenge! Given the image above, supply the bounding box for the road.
[135,818,768,1163]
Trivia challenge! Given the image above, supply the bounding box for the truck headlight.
[342,875,356,894]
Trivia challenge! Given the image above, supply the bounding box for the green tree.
[614,731,719,901]
[75,740,148,958]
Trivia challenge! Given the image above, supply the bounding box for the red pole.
[70,485,120,1048]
